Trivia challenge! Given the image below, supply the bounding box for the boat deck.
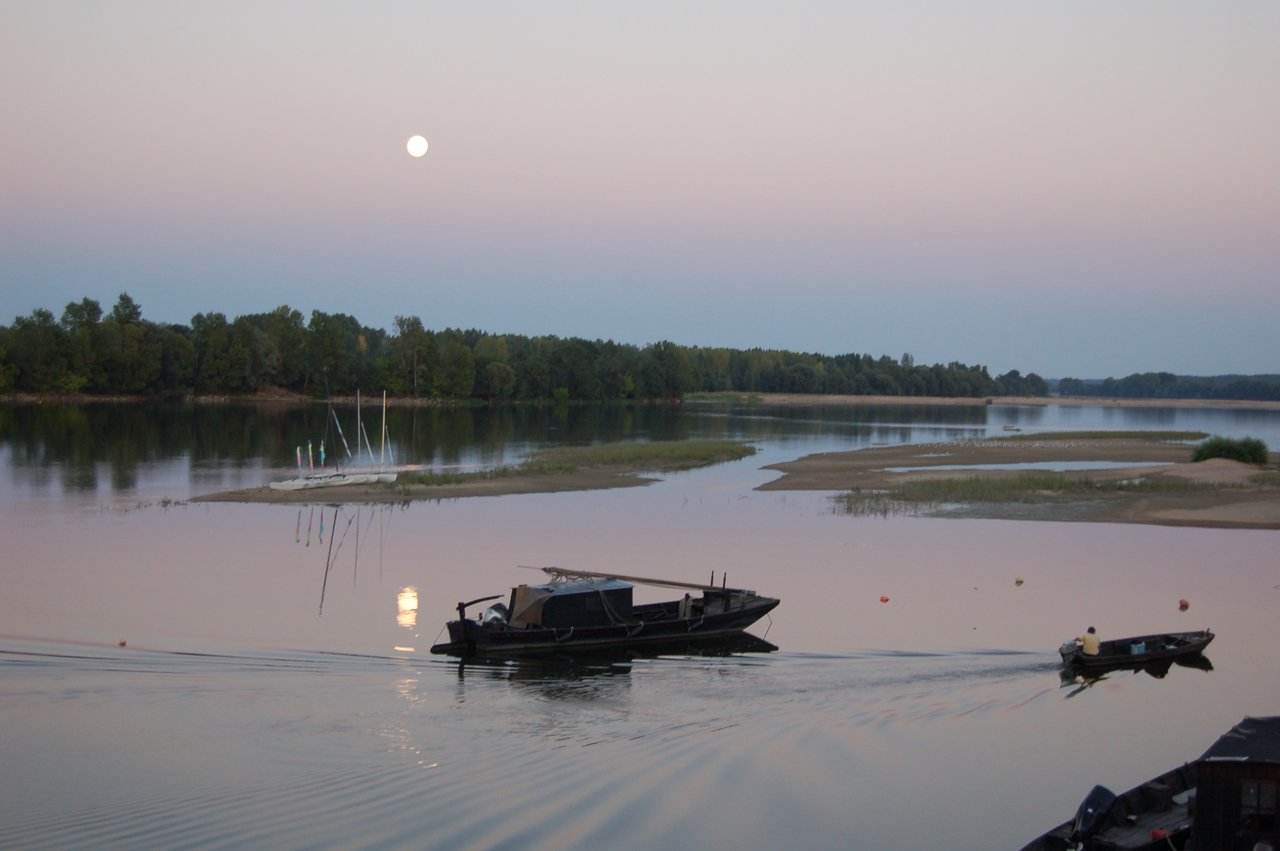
[1096,787,1194,849]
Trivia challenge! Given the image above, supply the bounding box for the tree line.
[1057,373,1280,402]
[0,293,1048,402]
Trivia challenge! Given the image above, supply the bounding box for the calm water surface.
[2,402,1278,850]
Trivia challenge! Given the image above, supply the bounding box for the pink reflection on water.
[2,458,1278,849]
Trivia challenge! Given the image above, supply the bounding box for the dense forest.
[2,293,1049,402]
[1057,373,1280,402]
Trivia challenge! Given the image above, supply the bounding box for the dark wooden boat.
[429,567,780,659]
[1059,630,1213,673]
[1019,762,1197,850]
[1021,715,1280,851]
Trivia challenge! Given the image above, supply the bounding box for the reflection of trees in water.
[0,403,685,488]
[32,399,1270,498]
[7,397,1278,496]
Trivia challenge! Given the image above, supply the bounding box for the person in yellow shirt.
[1078,626,1100,656]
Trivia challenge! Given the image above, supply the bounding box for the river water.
[2,400,1278,850]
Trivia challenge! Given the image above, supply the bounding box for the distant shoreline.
[690,392,1280,411]
[5,391,1280,411]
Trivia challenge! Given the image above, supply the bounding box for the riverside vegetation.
[191,439,761,503]
[1192,436,1270,465]
[395,440,758,487]
[8,295,1279,404]
[2,293,1048,401]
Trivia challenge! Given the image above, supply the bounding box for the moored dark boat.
[1059,630,1214,673]
[1021,716,1280,851]
[429,567,779,659]
[1019,763,1197,850]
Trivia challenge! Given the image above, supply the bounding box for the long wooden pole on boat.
[529,565,748,593]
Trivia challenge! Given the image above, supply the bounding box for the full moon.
[406,135,429,157]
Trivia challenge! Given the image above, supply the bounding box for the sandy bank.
[760,438,1280,530]
[190,468,658,505]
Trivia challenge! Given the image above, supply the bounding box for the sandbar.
[191,394,1280,528]
[191,468,658,505]
[760,437,1280,529]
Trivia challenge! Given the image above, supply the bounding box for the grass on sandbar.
[837,472,1232,517]
[398,440,757,486]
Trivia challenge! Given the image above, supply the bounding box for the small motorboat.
[1021,715,1280,851]
[1018,763,1197,850]
[430,567,779,659]
[1059,630,1213,673]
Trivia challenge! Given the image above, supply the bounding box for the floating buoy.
[1178,599,1190,612]
[1015,577,1024,587]
[118,639,127,647]
[879,595,890,603]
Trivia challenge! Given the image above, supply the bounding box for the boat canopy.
[507,578,633,629]
[1200,716,1280,763]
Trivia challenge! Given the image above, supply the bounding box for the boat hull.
[269,472,384,490]
[1060,630,1213,673]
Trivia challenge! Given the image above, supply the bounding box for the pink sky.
[2,2,1277,376]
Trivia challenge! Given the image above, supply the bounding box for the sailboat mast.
[357,389,376,465]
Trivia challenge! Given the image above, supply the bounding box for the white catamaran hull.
[268,472,384,491]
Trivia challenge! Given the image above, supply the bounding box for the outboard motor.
[1068,784,1117,846]
[480,602,509,625]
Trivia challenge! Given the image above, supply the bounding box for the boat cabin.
[503,578,634,629]
[1192,716,1280,851]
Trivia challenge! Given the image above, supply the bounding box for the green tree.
[513,337,552,399]
[98,295,162,394]
[191,312,233,393]
[641,341,694,399]
[8,309,72,392]
[387,315,435,397]
[60,298,104,391]
[436,335,476,398]
[479,361,517,400]
[151,324,194,395]
[306,311,364,394]
[240,306,306,390]
[549,340,603,400]
[110,292,143,325]
[0,343,14,391]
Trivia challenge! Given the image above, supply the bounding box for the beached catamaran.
[270,390,397,490]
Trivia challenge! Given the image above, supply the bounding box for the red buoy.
[879,595,890,603]
[1178,599,1190,611]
